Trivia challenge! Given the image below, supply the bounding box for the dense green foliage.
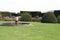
[20,13,32,21]
[42,12,58,23]
[0,11,60,23]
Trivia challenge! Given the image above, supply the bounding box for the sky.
[0,0,60,13]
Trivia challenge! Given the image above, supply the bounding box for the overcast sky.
[0,0,60,13]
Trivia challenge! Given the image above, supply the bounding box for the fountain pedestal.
[12,13,19,25]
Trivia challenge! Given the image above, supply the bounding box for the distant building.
[54,10,60,17]
[20,11,43,17]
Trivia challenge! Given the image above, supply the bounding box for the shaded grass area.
[0,21,60,40]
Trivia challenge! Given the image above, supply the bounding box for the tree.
[20,13,32,21]
[42,12,58,23]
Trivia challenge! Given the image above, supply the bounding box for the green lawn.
[0,21,60,40]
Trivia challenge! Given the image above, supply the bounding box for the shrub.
[32,16,40,22]
[32,18,38,22]
[42,12,58,23]
[3,17,13,21]
[20,13,32,21]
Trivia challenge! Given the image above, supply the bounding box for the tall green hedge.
[20,13,32,21]
[42,12,58,23]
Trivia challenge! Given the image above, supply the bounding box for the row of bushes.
[0,12,60,23]
[20,12,60,23]
[20,13,41,22]
[0,13,40,21]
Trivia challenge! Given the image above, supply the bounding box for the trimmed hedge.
[20,13,32,21]
[42,12,58,23]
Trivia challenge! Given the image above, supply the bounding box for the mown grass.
[0,21,60,40]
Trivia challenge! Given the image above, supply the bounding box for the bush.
[58,15,60,23]
[42,12,58,23]
[20,13,32,21]
[3,17,13,21]
[32,18,38,22]
[32,16,40,22]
